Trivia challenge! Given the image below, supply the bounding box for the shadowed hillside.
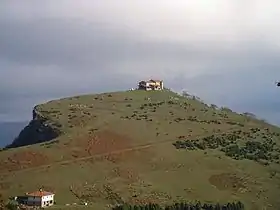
[0,90,280,210]
[7,108,61,148]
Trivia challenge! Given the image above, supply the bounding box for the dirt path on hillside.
[0,126,250,175]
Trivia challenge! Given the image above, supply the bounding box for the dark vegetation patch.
[121,101,166,121]
[187,116,222,125]
[112,201,245,210]
[173,128,280,165]
[120,98,242,127]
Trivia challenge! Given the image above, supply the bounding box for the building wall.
[160,81,163,89]
[138,80,163,90]
[26,200,41,206]
[154,81,160,86]
[42,195,54,202]
[26,195,54,207]
[26,196,41,206]
[27,196,41,202]
[42,195,54,207]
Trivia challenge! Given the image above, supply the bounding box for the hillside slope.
[1,90,280,209]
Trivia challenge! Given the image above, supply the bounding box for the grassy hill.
[0,90,280,209]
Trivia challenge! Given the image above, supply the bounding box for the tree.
[121,203,131,210]
[5,201,18,210]
[236,201,245,210]
[210,104,218,110]
[220,107,232,112]
[144,204,150,210]
[134,205,141,210]
[194,201,202,210]
[214,203,221,210]
[112,201,245,210]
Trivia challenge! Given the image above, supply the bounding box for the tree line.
[112,201,245,210]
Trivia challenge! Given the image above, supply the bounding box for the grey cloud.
[2,18,278,70]
[0,18,137,67]
[0,16,280,124]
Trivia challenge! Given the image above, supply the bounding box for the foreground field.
[0,90,280,209]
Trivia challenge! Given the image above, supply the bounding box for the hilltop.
[1,90,280,209]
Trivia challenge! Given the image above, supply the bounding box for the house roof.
[26,190,54,197]
[138,79,163,84]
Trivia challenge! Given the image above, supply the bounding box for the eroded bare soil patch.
[71,130,132,158]
[209,173,247,192]
[0,150,49,172]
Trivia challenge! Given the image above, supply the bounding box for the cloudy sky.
[1,0,280,125]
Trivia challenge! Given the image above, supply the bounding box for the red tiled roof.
[26,191,54,197]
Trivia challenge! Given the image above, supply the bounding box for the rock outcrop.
[6,106,61,148]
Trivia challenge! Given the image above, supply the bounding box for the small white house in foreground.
[25,189,55,208]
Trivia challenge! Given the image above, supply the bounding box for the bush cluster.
[112,201,245,210]
[173,129,280,164]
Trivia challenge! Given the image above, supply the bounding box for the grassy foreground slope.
[0,90,280,209]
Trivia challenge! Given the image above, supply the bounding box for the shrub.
[173,129,280,164]
[112,201,245,210]
[5,201,18,210]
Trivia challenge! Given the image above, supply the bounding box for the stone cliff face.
[7,106,62,148]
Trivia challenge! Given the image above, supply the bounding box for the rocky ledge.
[6,106,62,148]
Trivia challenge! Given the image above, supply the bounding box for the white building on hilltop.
[24,189,55,208]
[138,79,164,91]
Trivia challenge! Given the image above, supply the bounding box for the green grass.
[0,90,280,210]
